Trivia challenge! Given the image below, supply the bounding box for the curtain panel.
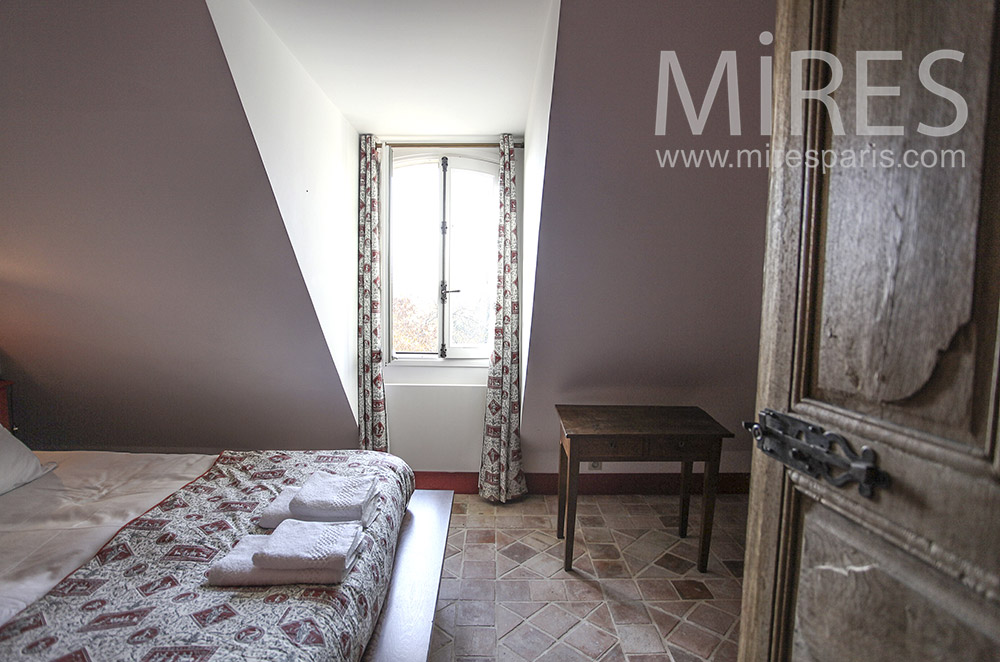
[358,135,389,452]
[478,134,528,502]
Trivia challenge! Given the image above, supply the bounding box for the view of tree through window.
[390,162,440,353]
[389,152,498,359]
[447,167,497,349]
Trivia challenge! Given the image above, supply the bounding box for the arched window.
[387,148,500,360]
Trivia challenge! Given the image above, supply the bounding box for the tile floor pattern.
[430,493,749,662]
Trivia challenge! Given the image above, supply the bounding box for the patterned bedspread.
[0,449,415,662]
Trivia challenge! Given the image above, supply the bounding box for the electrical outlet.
[589,461,602,470]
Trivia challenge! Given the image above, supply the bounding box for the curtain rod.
[385,141,525,149]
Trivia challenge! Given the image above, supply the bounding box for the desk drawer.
[579,438,645,458]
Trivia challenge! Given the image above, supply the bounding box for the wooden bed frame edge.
[363,489,454,661]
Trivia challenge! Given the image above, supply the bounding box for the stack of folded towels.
[207,473,378,586]
[258,472,380,529]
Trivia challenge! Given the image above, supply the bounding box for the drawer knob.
[677,441,686,449]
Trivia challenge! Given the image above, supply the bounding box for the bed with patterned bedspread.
[0,449,415,662]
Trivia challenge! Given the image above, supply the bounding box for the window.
[387,148,500,360]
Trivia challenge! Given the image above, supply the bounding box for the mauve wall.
[0,1,358,451]
[0,0,772,469]
[519,0,773,474]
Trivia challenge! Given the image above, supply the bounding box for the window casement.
[385,148,499,361]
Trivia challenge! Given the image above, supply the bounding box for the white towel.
[205,535,354,586]
[252,519,362,571]
[289,473,378,526]
[258,485,380,529]
[258,487,300,529]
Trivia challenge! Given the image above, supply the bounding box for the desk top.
[555,405,733,438]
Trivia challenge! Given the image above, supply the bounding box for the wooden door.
[740,0,1000,660]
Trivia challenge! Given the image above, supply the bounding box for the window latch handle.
[440,280,460,303]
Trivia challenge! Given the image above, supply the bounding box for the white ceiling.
[248,0,556,138]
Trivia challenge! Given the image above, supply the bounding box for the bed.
[0,442,451,662]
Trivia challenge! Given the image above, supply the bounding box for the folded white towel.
[258,485,380,529]
[252,519,362,571]
[258,487,300,529]
[205,535,354,586]
[289,473,378,526]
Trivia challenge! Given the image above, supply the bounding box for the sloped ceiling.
[247,0,554,136]
[0,0,359,451]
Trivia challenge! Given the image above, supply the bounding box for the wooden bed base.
[363,489,454,661]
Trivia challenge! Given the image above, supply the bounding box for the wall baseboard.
[413,471,750,495]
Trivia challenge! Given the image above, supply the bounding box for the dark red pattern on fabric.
[96,543,133,565]
[127,519,170,531]
[0,450,414,662]
[358,134,389,452]
[280,618,326,647]
[478,134,527,502]
[49,579,106,598]
[79,607,154,632]
[22,634,58,653]
[162,545,218,563]
[52,649,91,662]
[0,612,44,641]
[137,576,179,597]
[139,645,216,662]
[190,603,237,628]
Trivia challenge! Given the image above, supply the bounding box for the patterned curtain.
[479,134,527,502]
[358,135,388,451]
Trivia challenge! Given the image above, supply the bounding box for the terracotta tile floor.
[430,493,748,662]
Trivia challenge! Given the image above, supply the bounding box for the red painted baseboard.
[413,471,750,495]
[414,472,480,493]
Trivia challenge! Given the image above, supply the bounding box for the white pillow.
[0,425,56,495]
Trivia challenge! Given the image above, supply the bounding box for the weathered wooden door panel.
[740,0,1000,659]
[810,0,994,450]
[791,501,999,662]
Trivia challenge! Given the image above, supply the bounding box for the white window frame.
[383,146,501,364]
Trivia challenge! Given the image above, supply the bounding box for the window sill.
[387,357,489,368]
[383,357,489,387]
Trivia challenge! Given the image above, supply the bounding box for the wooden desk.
[556,405,733,573]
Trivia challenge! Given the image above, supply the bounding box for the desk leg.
[557,437,568,539]
[697,456,720,573]
[563,452,580,571]
[679,461,692,538]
